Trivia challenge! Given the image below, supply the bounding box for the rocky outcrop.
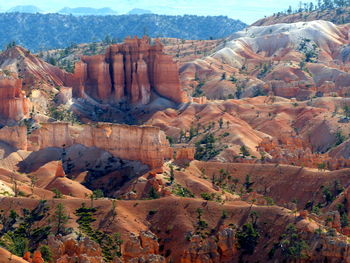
[23,251,44,263]
[181,21,350,100]
[0,46,75,122]
[252,6,350,27]
[0,46,66,89]
[181,227,237,263]
[67,36,187,105]
[31,161,93,198]
[47,236,104,263]
[309,234,350,262]
[0,125,27,150]
[173,145,196,161]
[0,78,29,121]
[122,231,166,263]
[1,123,172,169]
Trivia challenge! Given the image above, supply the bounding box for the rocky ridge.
[0,123,178,170]
[181,20,350,101]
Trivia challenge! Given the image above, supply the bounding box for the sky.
[0,0,312,24]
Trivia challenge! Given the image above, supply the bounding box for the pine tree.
[52,203,69,236]
[169,164,175,184]
[309,1,314,11]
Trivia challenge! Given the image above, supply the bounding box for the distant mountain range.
[58,7,118,16]
[0,13,247,52]
[6,5,42,14]
[128,8,153,15]
[4,5,152,16]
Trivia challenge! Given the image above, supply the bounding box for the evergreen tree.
[309,2,314,11]
[169,164,175,184]
[52,203,70,236]
[236,222,260,255]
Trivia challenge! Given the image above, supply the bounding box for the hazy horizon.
[0,0,314,24]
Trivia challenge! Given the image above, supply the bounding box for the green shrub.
[52,188,63,199]
[0,232,29,257]
[279,224,310,259]
[201,192,214,201]
[149,187,160,199]
[236,222,260,255]
[172,184,194,198]
[195,133,223,161]
[75,203,123,261]
[92,189,104,199]
[264,196,275,205]
[40,245,52,262]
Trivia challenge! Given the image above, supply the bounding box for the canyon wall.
[28,123,172,169]
[0,78,29,121]
[0,125,27,150]
[67,36,187,105]
[174,145,196,161]
[1,123,175,169]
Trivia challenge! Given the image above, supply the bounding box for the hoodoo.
[0,78,29,122]
[68,36,188,105]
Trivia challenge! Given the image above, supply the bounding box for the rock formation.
[181,20,350,100]
[0,125,27,150]
[174,145,196,161]
[148,96,350,170]
[68,36,187,105]
[29,123,172,169]
[47,236,105,263]
[0,46,75,123]
[122,231,166,262]
[0,123,175,169]
[2,18,350,263]
[31,161,93,198]
[0,46,66,89]
[22,251,44,263]
[181,227,237,263]
[0,78,29,121]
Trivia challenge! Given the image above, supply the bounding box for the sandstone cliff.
[0,125,27,150]
[0,123,172,169]
[0,46,74,123]
[0,78,29,121]
[67,36,187,105]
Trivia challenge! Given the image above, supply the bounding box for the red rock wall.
[68,36,187,105]
[174,146,196,161]
[0,79,29,121]
[153,53,186,103]
[0,122,194,169]
[0,125,27,150]
[23,123,171,169]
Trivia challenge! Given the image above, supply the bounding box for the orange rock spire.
[0,78,29,121]
[68,36,187,104]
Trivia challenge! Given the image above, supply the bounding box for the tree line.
[277,0,350,16]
